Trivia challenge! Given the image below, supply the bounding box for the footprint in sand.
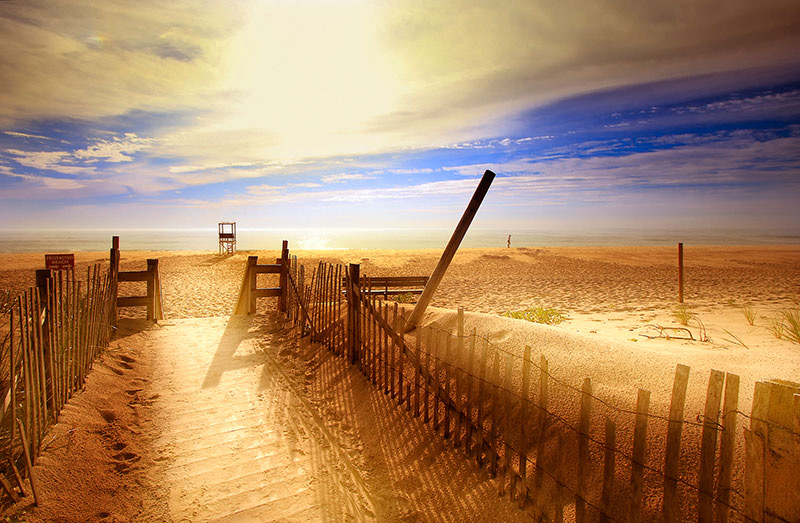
[112,450,141,473]
[98,409,118,423]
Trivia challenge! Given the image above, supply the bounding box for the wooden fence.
[280,253,799,522]
[0,235,162,507]
[0,264,116,505]
[111,237,164,322]
[234,241,290,315]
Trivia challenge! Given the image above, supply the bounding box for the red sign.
[45,254,75,270]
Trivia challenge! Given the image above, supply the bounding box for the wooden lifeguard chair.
[218,222,237,254]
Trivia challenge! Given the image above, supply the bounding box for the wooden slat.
[630,388,650,523]
[601,416,616,522]
[518,345,532,508]
[350,276,429,286]
[533,354,549,517]
[465,329,476,458]
[414,325,421,417]
[555,433,567,523]
[253,287,281,298]
[117,296,150,307]
[699,369,725,522]
[576,377,592,523]
[443,332,451,439]
[424,326,431,424]
[362,288,425,296]
[475,337,488,466]
[383,302,390,394]
[744,429,765,523]
[433,328,441,432]
[17,419,40,506]
[0,472,20,503]
[744,382,770,523]
[501,352,514,497]
[455,307,464,448]
[663,364,690,523]
[399,307,406,406]
[391,303,398,400]
[117,270,150,282]
[255,263,281,274]
[714,373,740,523]
[490,351,500,476]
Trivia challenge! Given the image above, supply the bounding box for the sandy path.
[147,315,374,522]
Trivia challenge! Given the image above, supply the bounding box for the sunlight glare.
[221,1,401,159]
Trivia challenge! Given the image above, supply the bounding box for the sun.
[219,1,402,159]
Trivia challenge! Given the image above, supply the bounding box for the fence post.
[678,242,684,303]
[35,269,52,356]
[279,240,289,313]
[146,259,157,321]
[110,236,119,328]
[348,264,360,365]
[247,256,257,315]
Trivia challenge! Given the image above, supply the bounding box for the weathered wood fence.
[0,264,116,505]
[277,246,799,522]
[0,235,165,507]
[111,237,164,322]
[234,241,290,315]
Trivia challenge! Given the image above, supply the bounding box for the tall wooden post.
[678,242,684,303]
[110,236,120,328]
[146,259,158,321]
[247,256,257,315]
[279,240,289,313]
[404,170,495,333]
[348,263,360,365]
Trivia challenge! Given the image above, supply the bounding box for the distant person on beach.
[507,235,511,248]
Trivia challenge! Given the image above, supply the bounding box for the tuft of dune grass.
[503,306,565,325]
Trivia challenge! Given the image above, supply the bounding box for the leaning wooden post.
[146,259,158,321]
[678,242,684,303]
[348,264,360,365]
[279,240,289,313]
[404,170,495,333]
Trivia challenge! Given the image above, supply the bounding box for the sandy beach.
[2,245,799,521]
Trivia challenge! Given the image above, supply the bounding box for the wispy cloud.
[320,173,376,184]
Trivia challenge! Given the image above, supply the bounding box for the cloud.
[320,173,376,183]
[3,131,56,141]
[4,133,150,176]
[5,149,89,175]
[3,0,799,171]
[0,1,242,128]
[73,133,153,162]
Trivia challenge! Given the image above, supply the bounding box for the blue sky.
[1,1,799,236]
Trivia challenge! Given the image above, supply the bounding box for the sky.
[1,0,799,237]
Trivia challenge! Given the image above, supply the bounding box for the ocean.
[0,228,798,253]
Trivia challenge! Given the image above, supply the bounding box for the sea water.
[0,228,797,253]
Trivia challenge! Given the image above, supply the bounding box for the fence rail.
[280,250,800,522]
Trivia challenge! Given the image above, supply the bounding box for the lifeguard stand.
[218,222,237,254]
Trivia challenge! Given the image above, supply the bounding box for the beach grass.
[503,306,565,325]
[767,316,785,339]
[672,304,692,326]
[741,304,757,326]
[782,308,800,344]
